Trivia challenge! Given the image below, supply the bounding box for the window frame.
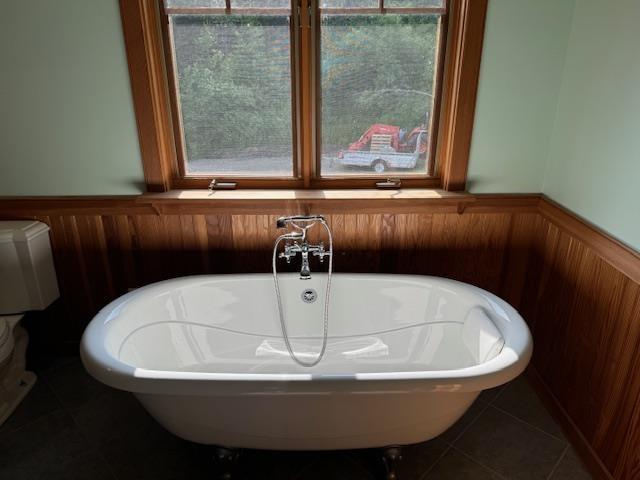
[119,0,487,192]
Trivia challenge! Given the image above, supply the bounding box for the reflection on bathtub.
[255,336,390,360]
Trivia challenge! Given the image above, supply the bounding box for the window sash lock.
[208,179,237,191]
[376,178,402,189]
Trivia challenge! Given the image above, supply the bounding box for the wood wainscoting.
[0,192,538,352]
[0,192,638,479]
[523,198,640,480]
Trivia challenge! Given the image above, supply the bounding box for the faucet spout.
[300,247,311,280]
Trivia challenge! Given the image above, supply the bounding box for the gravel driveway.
[187,154,425,176]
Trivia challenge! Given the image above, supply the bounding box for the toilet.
[0,221,59,425]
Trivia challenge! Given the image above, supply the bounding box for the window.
[318,9,442,177]
[119,0,487,191]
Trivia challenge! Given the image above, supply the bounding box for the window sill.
[137,188,476,214]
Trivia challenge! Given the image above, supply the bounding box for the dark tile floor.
[0,356,593,480]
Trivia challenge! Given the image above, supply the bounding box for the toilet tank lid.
[0,221,50,243]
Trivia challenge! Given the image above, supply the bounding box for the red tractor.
[343,124,428,155]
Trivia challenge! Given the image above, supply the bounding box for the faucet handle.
[313,242,329,263]
[279,242,296,263]
[279,251,293,263]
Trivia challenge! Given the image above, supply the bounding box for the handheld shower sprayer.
[276,215,326,229]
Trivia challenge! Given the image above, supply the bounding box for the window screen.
[166,4,294,176]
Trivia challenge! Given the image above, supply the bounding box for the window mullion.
[291,0,301,179]
[311,0,320,183]
[298,0,314,187]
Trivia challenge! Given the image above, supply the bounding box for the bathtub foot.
[381,446,403,480]
[212,446,241,480]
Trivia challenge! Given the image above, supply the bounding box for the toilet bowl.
[0,221,59,426]
[0,315,36,425]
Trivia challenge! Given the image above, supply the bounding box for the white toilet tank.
[0,221,59,314]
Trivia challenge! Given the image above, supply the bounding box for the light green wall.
[1,0,576,197]
[1,1,637,251]
[543,0,640,251]
[0,0,144,195]
[466,0,575,193]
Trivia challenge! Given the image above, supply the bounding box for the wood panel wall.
[1,203,532,348]
[1,193,639,479]
[522,200,640,480]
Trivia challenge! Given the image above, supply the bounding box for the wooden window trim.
[119,0,176,192]
[119,0,487,192]
[437,0,488,191]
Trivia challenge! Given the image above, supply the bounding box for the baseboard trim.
[526,367,613,480]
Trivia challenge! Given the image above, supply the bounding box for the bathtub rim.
[80,273,533,395]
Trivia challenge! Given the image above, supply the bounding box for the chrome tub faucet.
[276,216,331,280]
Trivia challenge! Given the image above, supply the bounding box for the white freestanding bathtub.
[80,274,532,450]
